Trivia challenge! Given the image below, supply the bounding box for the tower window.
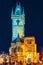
[27,40,31,44]
[16,20,20,25]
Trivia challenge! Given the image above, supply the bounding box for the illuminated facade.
[9,37,39,63]
[17,37,39,63]
[11,3,25,42]
[9,3,39,63]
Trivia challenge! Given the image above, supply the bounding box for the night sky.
[0,0,43,53]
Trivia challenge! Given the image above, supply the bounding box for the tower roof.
[11,2,25,16]
[15,2,21,15]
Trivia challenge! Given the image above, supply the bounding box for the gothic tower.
[11,3,25,42]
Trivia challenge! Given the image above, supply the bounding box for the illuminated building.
[9,2,39,63]
[11,2,25,42]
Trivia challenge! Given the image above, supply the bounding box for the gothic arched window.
[16,19,20,25]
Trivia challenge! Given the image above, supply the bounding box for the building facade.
[11,3,25,42]
[9,3,39,63]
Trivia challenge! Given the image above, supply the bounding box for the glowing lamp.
[0,58,3,64]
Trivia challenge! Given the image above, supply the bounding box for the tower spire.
[11,8,13,16]
[14,2,21,15]
[22,7,25,15]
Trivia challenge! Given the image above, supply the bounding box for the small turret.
[11,8,13,16]
[22,7,25,15]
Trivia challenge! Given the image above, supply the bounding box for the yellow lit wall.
[9,37,39,63]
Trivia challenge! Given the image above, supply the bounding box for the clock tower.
[11,3,25,42]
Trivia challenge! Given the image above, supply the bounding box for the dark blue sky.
[0,0,43,53]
